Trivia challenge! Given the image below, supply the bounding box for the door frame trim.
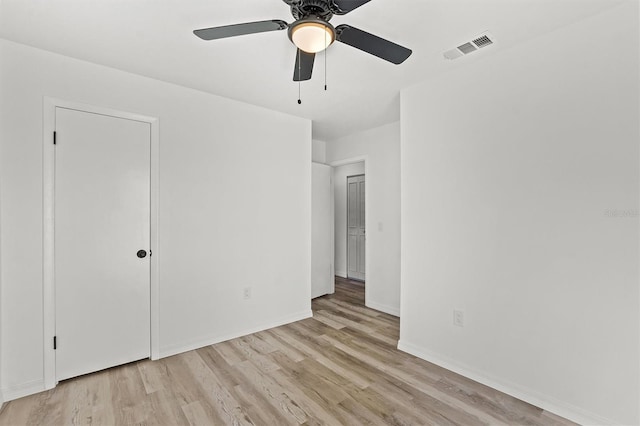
[42,97,160,390]
[329,156,369,307]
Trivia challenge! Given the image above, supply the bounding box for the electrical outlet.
[243,287,251,300]
[453,309,464,327]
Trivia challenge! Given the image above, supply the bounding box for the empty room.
[0,0,638,425]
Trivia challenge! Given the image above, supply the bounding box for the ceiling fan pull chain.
[324,31,328,91]
[297,49,302,104]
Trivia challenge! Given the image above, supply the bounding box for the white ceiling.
[0,0,624,141]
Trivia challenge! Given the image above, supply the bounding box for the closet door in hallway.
[347,174,365,281]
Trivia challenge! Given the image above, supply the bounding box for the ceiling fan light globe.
[291,21,335,53]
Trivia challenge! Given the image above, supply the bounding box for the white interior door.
[55,107,151,381]
[347,174,365,281]
[311,163,333,298]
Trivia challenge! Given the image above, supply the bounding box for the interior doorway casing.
[329,156,369,307]
[42,97,160,390]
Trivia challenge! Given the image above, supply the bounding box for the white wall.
[312,139,327,163]
[332,162,365,278]
[0,122,2,407]
[311,163,334,298]
[0,77,3,404]
[399,2,639,425]
[327,122,401,316]
[0,39,312,400]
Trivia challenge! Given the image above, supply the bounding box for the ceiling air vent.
[443,32,495,60]
[472,34,493,48]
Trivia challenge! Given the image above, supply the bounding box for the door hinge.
[53,131,57,145]
[53,336,57,350]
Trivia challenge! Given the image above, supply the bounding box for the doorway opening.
[331,160,366,299]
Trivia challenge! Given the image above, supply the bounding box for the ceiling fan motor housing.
[285,0,334,21]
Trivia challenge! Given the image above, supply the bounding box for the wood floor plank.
[0,278,577,426]
[196,346,243,389]
[145,388,190,425]
[310,310,346,330]
[319,332,508,425]
[181,400,217,426]
[160,355,227,425]
[368,375,482,426]
[241,334,277,355]
[16,386,62,426]
[137,359,167,395]
[181,351,256,425]
[253,330,306,363]
[213,340,247,366]
[232,383,297,426]
[335,396,389,425]
[314,297,399,332]
[109,362,151,424]
[197,346,294,425]
[268,368,347,425]
[270,326,372,389]
[232,359,308,424]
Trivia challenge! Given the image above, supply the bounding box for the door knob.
[137,250,147,258]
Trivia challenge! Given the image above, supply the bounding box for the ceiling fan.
[194,0,412,82]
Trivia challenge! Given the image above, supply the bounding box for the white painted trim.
[1,379,45,402]
[42,98,56,390]
[397,340,617,426]
[311,162,335,299]
[334,270,347,279]
[366,301,400,317]
[330,168,335,295]
[0,152,3,409]
[149,114,160,361]
[159,310,313,358]
[328,156,370,307]
[42,97,160,389]
[637,1,640,420]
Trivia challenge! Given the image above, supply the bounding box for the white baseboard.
[335,271,347,278]
[159,310,313,358]
[366,300,400,317]
[1,379,45,402]
[397,340,617,426]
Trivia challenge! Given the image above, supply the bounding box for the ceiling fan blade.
[335,24,412,64]
[293,49,315,81]
[331,0,372,14]
[194,20,288,40]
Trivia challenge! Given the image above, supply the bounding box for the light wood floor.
[0,277,574,425]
